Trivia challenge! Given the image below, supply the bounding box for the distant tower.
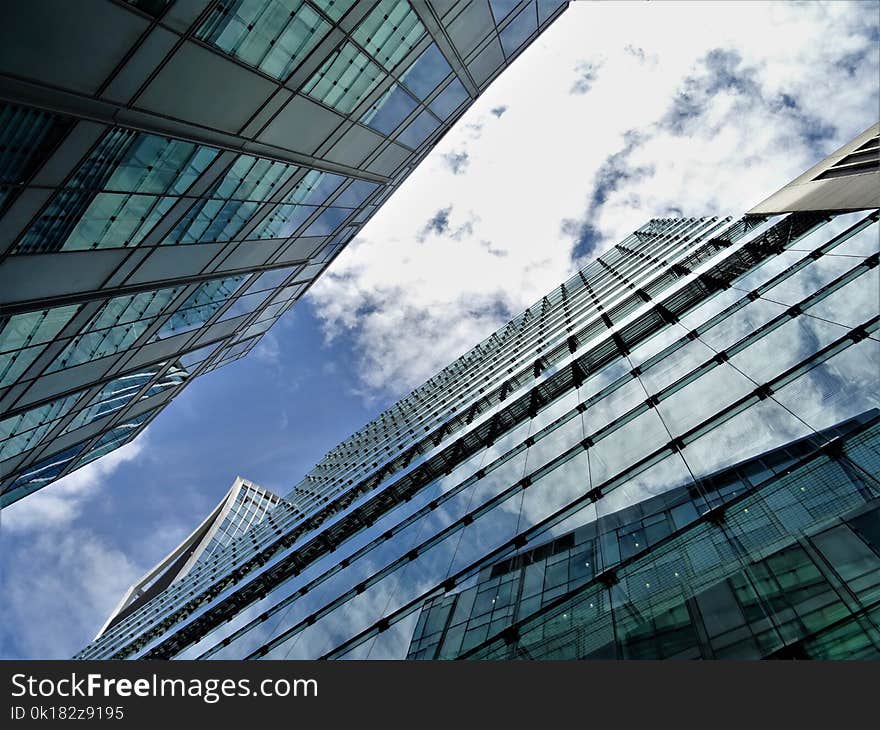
[94,476,283,639]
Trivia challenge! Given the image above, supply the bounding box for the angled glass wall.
[409,414,880,659]
[76,198,880,660]
[96,477,284,640]
[0,0,570,504]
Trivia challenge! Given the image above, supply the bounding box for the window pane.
[396,109,440,148]
[352,0,426,72]
[429,78,469,119]
[399,43,451,99]
[17,131,218,253]
[197,0,331,80]
[500,4,538,58]
[302,42,385,114]
[360,84,418,135]
[0,306,80,386]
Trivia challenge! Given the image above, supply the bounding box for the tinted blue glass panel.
[196,0,332,81]
[74,408,156,467]
[2,444,85,502]
[500,4,538,58]
[352,0,426,72]
[312,0,356,21]
[16,130,219,253]
[302,207,350,236]
[49,289,183,372]
[334,180,379,208]
[218,292,270,322]
[489,0,520,24]
[251,204,316,239]
[167,154,296,244]
[302,42,386,113]
[64,367,183,434]
[429,78,469,120]
[0,306,80,387]
[537,0,566,23]
[306,172,346,205]
[396,109,441,149]
[399,43,451,100]
[179,342,223,370]
[0,392,82,462]
[157,276,247,339]
[353,204,376,223]
[246,266,297,294]
[326,224,357,250]
[218,265,298,321]
[361,84,418,136]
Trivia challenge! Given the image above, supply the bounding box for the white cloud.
[0,528,145,659]
[440,149,470,174]
[308,1,879,401]
[251,330,282,369]
[0,432,153,658]
[0,432,147,533]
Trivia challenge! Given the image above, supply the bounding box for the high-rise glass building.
[77,125,880,660]
[94,476,282,640]
[0,0,568,506]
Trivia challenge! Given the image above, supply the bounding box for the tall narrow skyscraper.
[0,0,569,506]
[78,124,880,660]
[94,476,282,640]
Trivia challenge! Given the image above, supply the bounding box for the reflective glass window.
[806,267,879,329]
[2,444,86,502]
[74,408,157,467]
[399,43,451,100]
[251,170,346,239]
[0,391,82,461]
[0,103,70,215]
[429,78,469,119]
[167,154,297,244]
[772,338,880,433]
[219,266,297,321]
[489,0,520,25]
[179,341,224,370]
[762,255,855,307]
[64,366,185,433]
[351,0,425,72]
[251,204,315,239]
[396,109,440,148]
[537,0,566,23]
[302,206,349,236]
[156,276,248,339]
[17,130,218,253]
[49,288,184,371]
[311,0,356,21]
[0,306,79,386]
[500,4,538,58]
[196,0,331,80]
[658,363,755,438]
[302,42,385,114]
[334,179,379,208]
[360,84,418,135]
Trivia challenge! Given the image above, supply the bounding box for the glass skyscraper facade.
[76,125,880,658]
[407,414,880,659]
[95,477,282,640]
[0,0,568,506]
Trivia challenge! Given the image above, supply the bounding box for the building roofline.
[748,122,880,215]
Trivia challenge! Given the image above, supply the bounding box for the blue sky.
[1,0,878,659]
[0,301,388,659]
